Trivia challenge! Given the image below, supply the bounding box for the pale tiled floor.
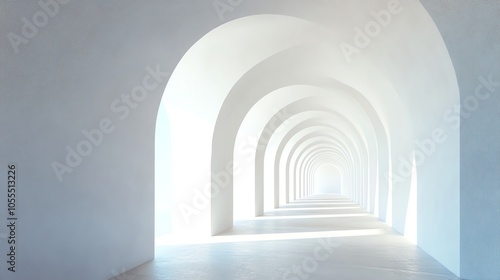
[114,194,460,280]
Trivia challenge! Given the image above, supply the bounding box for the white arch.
[156,2,459,273]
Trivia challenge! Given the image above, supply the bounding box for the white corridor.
[117,194,458,280]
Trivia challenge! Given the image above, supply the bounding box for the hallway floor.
[116,194,460,280]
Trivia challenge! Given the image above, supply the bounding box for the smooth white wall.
[0,0,232,279]
[421,1,500,278]
[1,1,495,279]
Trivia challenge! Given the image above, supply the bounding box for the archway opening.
[153,4,460,274]
[314,164,342,194]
